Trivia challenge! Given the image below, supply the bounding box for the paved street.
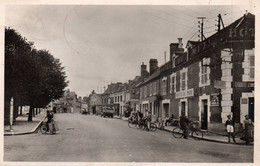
[4,113,253,162]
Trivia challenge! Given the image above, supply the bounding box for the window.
[242,49,254,82]
[144,86,147,98]
[170,73,176,93]
[162,77,167,95]
[181,72,186,90]
[249,56,254,79]
[120,95,122,102]
[153,81,156,95]
[199,58,210,87]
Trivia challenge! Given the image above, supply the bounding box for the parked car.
[101,107,114,118]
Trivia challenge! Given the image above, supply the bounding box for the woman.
[244,115,254,144]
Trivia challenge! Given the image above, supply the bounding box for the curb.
[162,127,231,144]
[4,115,46,136]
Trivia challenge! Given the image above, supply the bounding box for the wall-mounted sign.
[214,80,226,89]
[211,93,219,106]
[235,82,254,88]
[176,88,194,99]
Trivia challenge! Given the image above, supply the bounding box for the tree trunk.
[20,106,23,115]
[33,108,36,117]
[28,106,34,121]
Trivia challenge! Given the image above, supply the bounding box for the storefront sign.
[235,82,254,88]
[211,93,219,106]
[176,88,194,99]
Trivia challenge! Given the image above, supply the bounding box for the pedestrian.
[244,115,254,145]
[225,114,234,143]
[46,110,54,134]
[180,112,191,139]
[147,111,152,131]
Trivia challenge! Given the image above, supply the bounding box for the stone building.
[138,13,254,132]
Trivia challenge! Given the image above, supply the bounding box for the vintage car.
[101,107,115,118]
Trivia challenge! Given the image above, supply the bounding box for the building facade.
[138,13,254,132]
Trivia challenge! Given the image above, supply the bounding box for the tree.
[5,28,68,122]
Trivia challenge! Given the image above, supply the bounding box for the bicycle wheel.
[233,132,246,145]
[172,127,184,138]
[40,124,48,134]
[150,123,157,132]
[128,120,135,128]
[192,130,203,139]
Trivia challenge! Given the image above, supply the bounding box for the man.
[180,112,191,139]
[46,110,55,134]
[244,115,254,144]
[146,111,152,131]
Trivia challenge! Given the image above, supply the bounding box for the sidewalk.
[118,116,234,144]
[4,113,46,136]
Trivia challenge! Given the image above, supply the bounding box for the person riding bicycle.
[244,115,254,144]
[180,112,191,139]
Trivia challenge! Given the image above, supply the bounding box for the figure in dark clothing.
[180,113,191,139]
[225,115,234,143]
[165,114,175,126]
[244,115,254,144]
[46,110,55,134]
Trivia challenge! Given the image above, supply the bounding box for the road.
[4,113,253,162]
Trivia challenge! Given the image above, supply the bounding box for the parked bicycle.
[128,116,138,128]
[138,119,157,132]
[172,122,203,139]
[233,128,254,145]
[128,116,157,132]
[40,121,57,134]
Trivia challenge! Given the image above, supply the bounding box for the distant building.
[88,90,102,114]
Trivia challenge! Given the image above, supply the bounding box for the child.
[225,114,234,143]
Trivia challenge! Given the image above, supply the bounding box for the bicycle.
[233,129,254,145]
[172,122,203,139]
[40,121,56,134]
[135,118,157,132]
[128,116,138,128]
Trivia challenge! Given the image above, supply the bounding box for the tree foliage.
[5,28,68,121]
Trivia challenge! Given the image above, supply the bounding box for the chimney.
[178,38,183,49]
[170,38,185,60]
[149,59,158,75]
[141,62,147,77]
[169,43,178,60]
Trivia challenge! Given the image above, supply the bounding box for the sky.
[5,4,255,97]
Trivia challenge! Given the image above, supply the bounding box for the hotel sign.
[176,88,194,99]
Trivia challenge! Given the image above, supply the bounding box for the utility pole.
[197,17,206,42]
[217,14,225,32]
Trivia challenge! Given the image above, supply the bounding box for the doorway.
[181,102,186,116]
[248,97,254,122]
[201,100,208,130]
[163,104,169,118]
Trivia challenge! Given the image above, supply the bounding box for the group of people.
[131,109,254,143]
[225,114,254,144]
[130,110,152,131]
